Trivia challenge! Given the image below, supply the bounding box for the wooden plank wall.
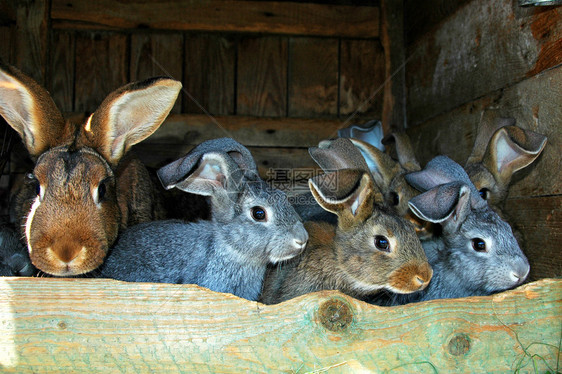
[0,0,386,215]
[403,0,562,281]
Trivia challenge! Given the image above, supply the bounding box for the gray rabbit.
[381,156,530,305]
[0,225,36,276]
[99,138,308,301]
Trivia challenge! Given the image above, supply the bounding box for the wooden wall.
[404,0,562,281]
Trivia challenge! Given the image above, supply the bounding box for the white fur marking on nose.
[25,196,41,254]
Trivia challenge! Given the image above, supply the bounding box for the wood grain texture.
[381,0,406,133]
[407,65,562,198]
[237,36,288,117]
[0,1,16,25]
[49,30,74,112]
[339,39,385,120]
[15,0,49,85]
[74,32,127,113]
[130,33,183,113]
[0,278,559,373]
[0,25,15,63]
[50,0,380,38]
[288,37,339,118]
[184,34,236,115]
[406,0,562,125]
[504,196,562,281]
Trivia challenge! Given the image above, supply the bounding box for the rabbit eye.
[374,235,391,252]
[27,174,42,198]
[478,188,489,200]
[97,182,106,200]
[251,206,267,222]
[390,192,400,206]
[472,238,487,252]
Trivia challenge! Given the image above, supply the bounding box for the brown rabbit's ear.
[408,182,471,229]
[482,126,547,186]
[466,112,515,165]
[83,77,182,165]
[382,132,421,172]
[348,138,400,190]
[310,138,370,172]
[0,62,69,156]
[309,169,376,229]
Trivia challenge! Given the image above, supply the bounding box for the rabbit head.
[0,61,181,276]
[465,116,547,207]
[407,156,530,294]
[158,137,309,263]
[308,166,433,295]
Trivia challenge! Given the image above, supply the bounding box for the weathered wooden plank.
[339,39,385,120]
[130,32,183,114]
[50,0,380,38]
[0,1,16,25]
[406,0,562,125]
[237,36,288,117]
[15,0,49,85]
[381,0,406,133]
[0,25,15,63]
[184,34,236,115]
[407,64,562,198]
[504,195,562,281]
[288,37,339,118]
[49,30,75,112]
[74,32,127,113]
[0,278,559,373]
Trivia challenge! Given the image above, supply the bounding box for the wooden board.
[50,0,380,38]
[237,36,288,117]
[130,33,183,113]
[504,195,562,281]
[339,39,385,120]
[0,25,15,63]
[406,0,562,125]
[184,34,236,115]
[407,64,562,198]
[15,0,49,85]
[288,37,339,118]
[49,30,75,112]
[74,32,128,113]
[0,278,559,373]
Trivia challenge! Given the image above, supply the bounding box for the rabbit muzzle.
[269,222,309,263]
[388,260,434,294]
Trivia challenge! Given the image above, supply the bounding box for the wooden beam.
[50,0,380,38]
[0,278,559,372]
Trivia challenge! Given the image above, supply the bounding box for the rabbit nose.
[52,243,84,263]
[510,263,530,285]
[292,224,308,248]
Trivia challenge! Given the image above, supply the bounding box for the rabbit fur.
[0,60,181,276]
[100,138,308,301]
[0,224,36,276]
[379,156,530,305]
[260,138,432,304]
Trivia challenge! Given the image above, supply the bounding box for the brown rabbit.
[0,61,181,276]
[464,115,547,208]
[260,139,432,304]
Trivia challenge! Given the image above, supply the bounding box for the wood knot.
[318,299,353,332]
[448,333,471,356]
[58,321,67,330]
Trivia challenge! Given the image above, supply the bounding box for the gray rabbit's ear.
[160,152,238,197]
[310,137,370,173]
[348,138,401,190]
[482,126,547,186]
[309,169,378,229]
[408,182,472,228]
[466,113,516,165]
[157,137,255,189]
[381,132,421,172]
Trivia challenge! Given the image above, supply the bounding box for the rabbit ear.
[408,182,472,228]
[158,138,255,189]
[309,169,376,229]
[310,137,370,172]
[161,151,239,197]
[0,62,70,157]
[381,132,421,171]
[466,111,516,165]
[82,77,182,165]
[348,138,400,190]
[482,126,547,186]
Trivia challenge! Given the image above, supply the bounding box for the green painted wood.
[0,278,560,373]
